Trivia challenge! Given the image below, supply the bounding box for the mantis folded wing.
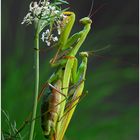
[41,79,62,139]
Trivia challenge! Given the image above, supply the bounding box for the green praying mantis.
[40,11,92,140]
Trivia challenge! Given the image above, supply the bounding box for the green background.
[2,0,138,140]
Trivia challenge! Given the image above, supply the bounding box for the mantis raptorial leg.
[57,52,89,140]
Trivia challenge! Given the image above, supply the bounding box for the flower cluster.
[41,29,58,46]
[22,0,68,47]
[21,0,64,25]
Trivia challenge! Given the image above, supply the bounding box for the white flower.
[57,29,61,35]
[22,0,67,38]
[45,29,50,34]
[41,29,50,42]
[54,10,59,15]
[41,29,59,46]
[53,36,58,42]
[41,1,50,6]
[50,6,56,11]
[41,7,50,16]
[46,40,51,46]
[41,32,45,42]
[21,13,33,25]
[29,2,42,16]
[29,2,38,11]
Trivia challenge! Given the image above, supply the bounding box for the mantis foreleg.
[57,52,89,140]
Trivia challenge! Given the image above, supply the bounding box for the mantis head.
[79,52,89,57]
[79,17,92,25]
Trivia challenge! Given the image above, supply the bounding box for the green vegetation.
[2,0,138,140]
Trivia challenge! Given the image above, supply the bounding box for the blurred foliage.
[2,0,138,140]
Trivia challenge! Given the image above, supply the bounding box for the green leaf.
[53,0,69,5]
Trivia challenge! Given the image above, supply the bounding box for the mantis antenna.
[85,45,111,56]
[88,0,95,17]
[89,3,107,18]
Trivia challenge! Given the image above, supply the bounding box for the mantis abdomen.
[41,80,62,138]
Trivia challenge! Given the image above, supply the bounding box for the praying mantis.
[40,11,92,140]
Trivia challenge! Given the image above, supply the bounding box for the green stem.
[28,30,40,140]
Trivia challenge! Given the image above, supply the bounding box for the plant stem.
[28,30,39,140]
